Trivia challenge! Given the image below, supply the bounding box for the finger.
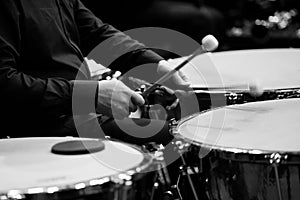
[159,86,175,95]
[166,98,180,110]
[131,91,145,106]
[179,70,190,83]
[113,107,130,119]
[174,90,193,98]
[171,72,191,89]
[128,100,138,113]
[113,113,127,120]
[176,72,191,88]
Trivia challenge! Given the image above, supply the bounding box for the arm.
[0,0,97,118]
[73,0,164,72]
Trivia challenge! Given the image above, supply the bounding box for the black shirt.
[0,0,163,137]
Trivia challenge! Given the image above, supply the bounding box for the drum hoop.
[0,137,154,200]
[192,86,300,95]
[174,105,300,164]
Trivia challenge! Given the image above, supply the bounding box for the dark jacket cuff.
[71,80,99,115]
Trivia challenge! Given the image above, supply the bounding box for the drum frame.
[173,107,300,164]
[173,100,300,200]
[194,87,300,108]
[0,138,155,200]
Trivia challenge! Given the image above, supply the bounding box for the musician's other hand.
[96,80,145,119]
[157,60,191,90]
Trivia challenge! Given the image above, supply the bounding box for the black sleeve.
[0,0,98,118]
[73,0,164,71]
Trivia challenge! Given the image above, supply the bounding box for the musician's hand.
[157,60,190,90]
[96,79,145,119]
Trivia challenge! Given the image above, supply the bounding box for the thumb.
[171,72,191,89]
[179,70,190,83]
[131,92,145,106]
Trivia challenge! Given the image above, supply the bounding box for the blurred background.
[82,0,300,52]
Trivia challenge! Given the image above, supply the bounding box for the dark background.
[81,0,300,52]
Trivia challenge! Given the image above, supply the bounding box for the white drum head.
[0,137,150,196]
[175,48,300,90]
[177,98,300,153]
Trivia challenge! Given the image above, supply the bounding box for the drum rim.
[0,137,154,200]
[174,101,300,156]
[192,86,300,93]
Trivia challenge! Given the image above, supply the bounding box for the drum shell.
[209,156,300,200]
[12,171,156,200]
[0,138,159,200]
[180,143,300,200]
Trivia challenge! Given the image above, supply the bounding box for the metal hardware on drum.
[170,138,211,200]
[176,160,199,200]
[143,143,172,186]
[169,119,207,200]
[266,153,289,200]
[194,87,300,112]
[142,142,174,200]
[169,118,178,133]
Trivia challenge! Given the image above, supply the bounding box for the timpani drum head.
[177,48,300,90]
[176,98,300,153]
[0,137,152,199]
